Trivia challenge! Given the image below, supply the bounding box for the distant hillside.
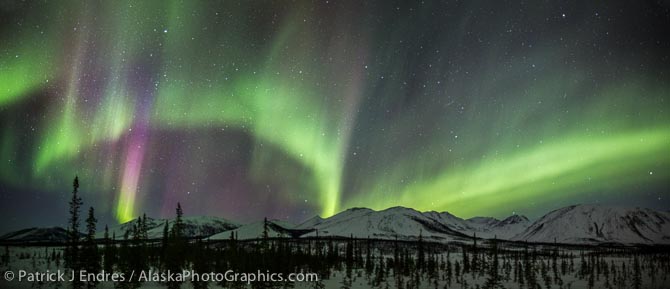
[0,227,79,243]
[3,204,669,245]
[513,204,670,244]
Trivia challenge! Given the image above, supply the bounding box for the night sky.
[0,1,668,232]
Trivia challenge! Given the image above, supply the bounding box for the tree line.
[24,176,661,289]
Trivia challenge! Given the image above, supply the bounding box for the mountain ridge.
[512,204,670,244]
[2,204,668,245]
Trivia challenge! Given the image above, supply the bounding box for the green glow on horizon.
[346,127,670,218]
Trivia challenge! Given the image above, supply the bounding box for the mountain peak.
[467,216,500,223]
[296,215,325,229]
[514,204,670,244]
[345,207,374,213]
[501,215,529,224]
[382,206,421,214]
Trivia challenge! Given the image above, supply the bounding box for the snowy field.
[1,244,668,289]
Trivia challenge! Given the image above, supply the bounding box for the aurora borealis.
[0,1,668,231]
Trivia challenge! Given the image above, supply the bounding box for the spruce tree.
[171,203,184,238]
[161,220,169,269]
[446,255,452,286]
[66,176,83,268]
[454,261,461,284]
[393,236,399,266]
[162,220,169,243]
[103,225,115,272]
[471,232,478,275]
[417,230,425,270]
[632,256,642,289]
[263,217,269,239]
[462,246,470,273]
[129,218,146,289]
[140,213,149,240]
[85,207,96,241]
[66,176,84,289]
[346,234,354,268]
[484,237,502,289]
[191,239,209,289]
[167,203,185,289]
[2,246,8,266]
[83,207,100,289]
[116,230,131,289]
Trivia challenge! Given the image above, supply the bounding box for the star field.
[0,1,668,231]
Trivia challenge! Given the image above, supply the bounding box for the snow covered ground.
[1,245,668,289]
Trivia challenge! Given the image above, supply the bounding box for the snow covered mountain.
[491,215,531,239]
[295,216,325,229]
[295,206,530,241]
[0,227,79,243]
[158,216,239,238]
[3,204,667,245]
[301,207,470,241]
[296,205,670,245]
[99,216,239,239]
[458,215,531,239]
[209,220,298,240]
[513,205,670,245]
[98,217,164,239]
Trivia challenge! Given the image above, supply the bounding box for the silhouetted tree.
[171,203,184,238]
[484,237,502,289]
[141,214,149,240]
[632,255,642,289]
[417,230,425,270]
[462,246,470,273]
[83,207,100,289]
[162,220,169,243]
[166,203,185,289]
[471,232,478,275]
[129,218,146,289]
[2,246,8,265]
[103,226,115,272]
[191,239,210,289]
[115,230,132,289]
[161,220,169,269]
[66,176,84,289]
[346,234,354,269]
[263,217,269,239]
